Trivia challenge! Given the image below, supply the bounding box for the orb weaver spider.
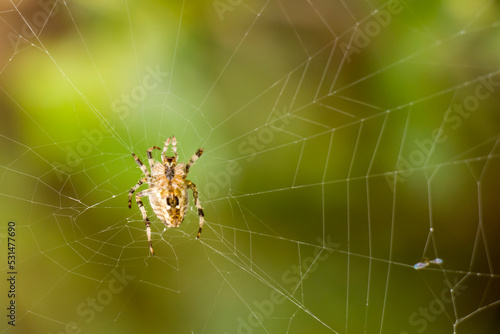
[128,136,205,255]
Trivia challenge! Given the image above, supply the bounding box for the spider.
[128,136,205,255]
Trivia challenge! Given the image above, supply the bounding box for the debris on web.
[414,258,443,270]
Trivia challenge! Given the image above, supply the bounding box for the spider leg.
[185,148,204,173]
[161,137,172,163]
[147,146,162,168]
[131,153,150,178]
[171,136,178,162]
[186,180,205,239]
[135,193,155,255]
[128,177,148,208]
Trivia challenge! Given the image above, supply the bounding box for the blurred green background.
[1,0,500,333]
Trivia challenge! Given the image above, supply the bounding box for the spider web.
[1,0,500,333]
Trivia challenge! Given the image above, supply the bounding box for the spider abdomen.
[149,188,189,227]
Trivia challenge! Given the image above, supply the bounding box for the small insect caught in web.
[414,258,443,270]
[128,136,205,255]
